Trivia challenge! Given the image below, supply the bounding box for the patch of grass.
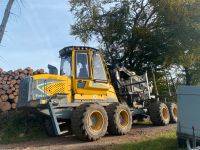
[107,132,184,150]
[133,119,152,125]
[0,110,48,144]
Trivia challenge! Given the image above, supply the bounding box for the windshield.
[60,55,72,76]
[93,52,107,81]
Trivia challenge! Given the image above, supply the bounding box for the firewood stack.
[0,67,45,112]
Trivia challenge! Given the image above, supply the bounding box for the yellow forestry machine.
[18,46,177,141]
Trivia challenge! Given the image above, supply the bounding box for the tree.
[0,0,15,44]
[155,0,200,85]
[174,50,200,85]
[70,0,164,73]
[70,0,200,84]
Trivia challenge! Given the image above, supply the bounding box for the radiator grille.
[42,81,68,96]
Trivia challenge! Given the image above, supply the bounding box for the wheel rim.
[119,109,129,128]
[162,107,169,120]
[173,107,177,118]
[89,111,104,133]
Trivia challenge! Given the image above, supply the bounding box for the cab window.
[60,55,72,76]
[76,52,90,79]
[93,52,107,81]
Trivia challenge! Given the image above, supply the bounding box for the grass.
[103,132,185,150]
[0,110,48,144]
[133,119,152,125]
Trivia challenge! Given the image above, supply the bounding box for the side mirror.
[48,64,58,75]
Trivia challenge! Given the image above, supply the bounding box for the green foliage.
[152,0,200,85]
[102,132,184,150]
[70,0,200,84]
[0,110,47,144]
[176,50,200,85]
[70,0,164,73]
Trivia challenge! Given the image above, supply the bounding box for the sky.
[0,0,97,71]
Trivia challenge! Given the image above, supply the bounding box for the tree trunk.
[0,0,14,44]
[184,67,192,85]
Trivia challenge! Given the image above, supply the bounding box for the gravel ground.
[0,124,176,150]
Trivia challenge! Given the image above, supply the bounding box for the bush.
[0,110,47,144]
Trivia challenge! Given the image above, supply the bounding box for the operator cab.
[59,46,108,82]
[59,46,116,101]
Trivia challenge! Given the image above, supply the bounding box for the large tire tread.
[167,102,178,123]
[106,103,132,135]
[71,103,108,141]
[149,102,170,126]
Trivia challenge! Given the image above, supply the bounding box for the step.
[59,130,69,135]
[58,122,66,125]
[55,113,62,117]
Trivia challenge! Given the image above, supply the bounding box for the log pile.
[0,67,45,111]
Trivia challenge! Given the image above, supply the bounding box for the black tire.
[149,102,170,126]
[106,103,132,135]
[71,103,108,141]
[44,119,57,137]
[167,102,178,123]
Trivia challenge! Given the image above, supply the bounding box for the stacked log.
[0,67,45,111]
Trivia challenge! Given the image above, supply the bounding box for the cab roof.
[59,46,99,57]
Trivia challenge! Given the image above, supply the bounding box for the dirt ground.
[0,124,176,150]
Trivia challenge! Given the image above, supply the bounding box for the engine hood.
[18,74,71,108]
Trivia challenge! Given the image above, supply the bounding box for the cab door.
[73,49,110,100]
